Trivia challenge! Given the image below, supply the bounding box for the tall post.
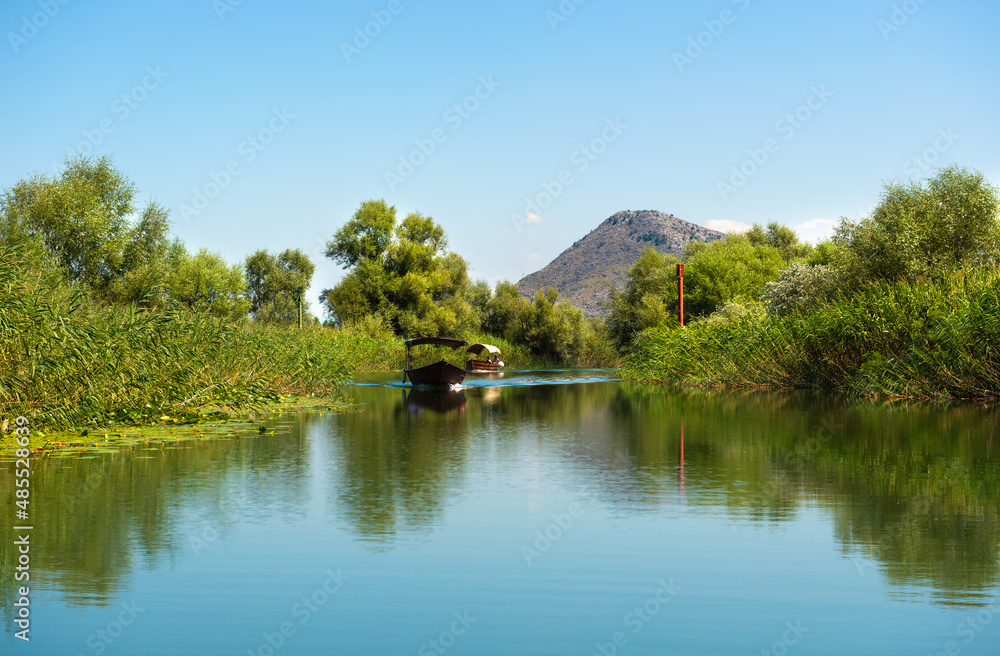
[676,263,685,327]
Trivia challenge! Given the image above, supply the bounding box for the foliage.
[321,200,480,337]
[747,221,814,263]
[606,248,681,349]
[834,166,1000,283]
[0,154,170,293]
[624,267,1000,399]
[0,243,350,428]
[482,282,616,366]
[682,234,784,318]
[762,263,840,316]
[166,247,250,319]
[245,248,315,324]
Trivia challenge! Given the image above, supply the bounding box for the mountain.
[516,210,725,317]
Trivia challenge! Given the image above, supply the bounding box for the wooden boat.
[465,343,504,373]
[404,337,468,386]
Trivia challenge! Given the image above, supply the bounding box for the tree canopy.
[834,166,1000,283]
[246,248,315,323]
[606,249,681,349]
[682,234,784,318]
[321,200,478,337]
[0,154,170,292]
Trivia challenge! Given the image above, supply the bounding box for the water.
[3,371,999,654]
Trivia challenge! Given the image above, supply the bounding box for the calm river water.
[3,370,999,655]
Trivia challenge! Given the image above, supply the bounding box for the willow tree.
[321,199,478,337]
[834,166,1000,283]
[0,154,169,293]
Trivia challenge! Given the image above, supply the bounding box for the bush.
[762,264,840,316]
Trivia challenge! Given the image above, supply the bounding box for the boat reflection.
[404,388,468,414]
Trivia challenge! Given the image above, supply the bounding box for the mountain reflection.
[2,381,997,619]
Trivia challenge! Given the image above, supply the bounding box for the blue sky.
[2,0,998,306]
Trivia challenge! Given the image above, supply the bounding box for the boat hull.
[406,360,467,386]
[466,359,502,373]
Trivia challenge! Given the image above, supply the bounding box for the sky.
[2,0,998,307]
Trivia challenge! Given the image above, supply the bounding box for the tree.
[683,235,784,318]
[762,263,840,316]
[245,248,315,323]
[606,248,681,349]
[483,283,597,362]
[747,222,813,263]
[325,199,395,268]
[833,166,1000,283]
[321,200,478,336]
[167,248,249,319]
[0,154,170,292]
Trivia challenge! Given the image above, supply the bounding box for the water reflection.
[2,377,998,622]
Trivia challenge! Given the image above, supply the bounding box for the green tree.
[245,248,315,323]
[321,200,478,336]
[483,284,597,362]
[834,166,1000,283]
[683,235,784,318]
[325,199,395,268]
[606,248,681,349]
[167,248,249,319]
[0,154,170,292]
[747,222,813,263]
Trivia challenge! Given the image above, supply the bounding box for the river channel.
[2,370,999,654]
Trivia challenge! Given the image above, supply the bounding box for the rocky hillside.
[517,210,724,317]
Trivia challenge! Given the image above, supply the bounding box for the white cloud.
[792,218,837,244]
[706,219,752,233]
[526,212,542,224]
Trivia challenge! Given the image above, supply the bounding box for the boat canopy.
[466,343,501,356]
[405,337,468,349]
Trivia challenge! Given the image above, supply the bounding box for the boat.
[465,343,504,373]
[403,337,468,386]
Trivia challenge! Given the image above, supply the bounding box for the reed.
[622,268,1000,399]
[0,244,403,428]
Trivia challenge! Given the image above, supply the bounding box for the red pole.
[677,263,685,327]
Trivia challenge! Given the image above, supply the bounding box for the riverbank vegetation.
[0,156,614,431]
[620,166,1000,399]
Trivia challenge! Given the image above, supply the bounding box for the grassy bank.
[0,246,402,430]
[622,268,1000,399]
[0,244,612,435]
